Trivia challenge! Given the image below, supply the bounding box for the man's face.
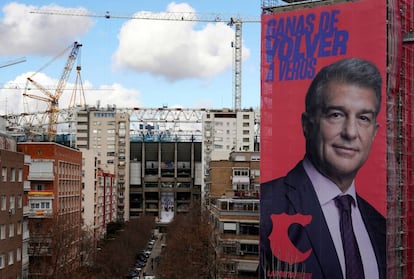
[302,81,379,187]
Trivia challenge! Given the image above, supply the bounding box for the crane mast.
[30,9,260,111]
[24,41,82,141]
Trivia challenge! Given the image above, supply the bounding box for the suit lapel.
[357,196,386,279]
[285,163,344,279]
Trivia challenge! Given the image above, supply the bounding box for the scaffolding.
[387,0,414,278]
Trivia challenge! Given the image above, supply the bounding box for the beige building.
[202,109,258,200]
[81,150,105,238]
[76,105,130,221]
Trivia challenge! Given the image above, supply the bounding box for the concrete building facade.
[129,140,202,226]
[76,106,130,221]
[81,149,106,239]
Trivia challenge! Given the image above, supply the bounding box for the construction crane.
[29,9,260,111]
[0,57,26,68]
[23,41,82,141]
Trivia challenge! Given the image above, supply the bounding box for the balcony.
[28,190,53,196]
[28,191,54,218]
[23,181,31,191]
[27,208,53,218]
[28,171,54,181]
[23,205,30,217]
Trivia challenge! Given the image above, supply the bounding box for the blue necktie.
[334,195,365,279]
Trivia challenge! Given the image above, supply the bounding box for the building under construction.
[260,0,413,278]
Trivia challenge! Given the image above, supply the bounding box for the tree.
[157,204,215,279]
[28,214,81,279]
[90,215,155,278]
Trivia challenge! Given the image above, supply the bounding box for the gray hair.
[305,58,382,116]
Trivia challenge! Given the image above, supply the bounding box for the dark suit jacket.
[259,161,386,279]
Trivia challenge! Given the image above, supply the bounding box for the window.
[2,167,6,182]
[240,223,259,236]
[9,196,15,210]
[10,168,15,182]
[18,168,23,182]
[223,222,237,234]
[17,222,22,235]
[233,169,249,176]
[107,144,115,150]
[0,254,4,269]
[30,200,51,210]
[23,220,28,236]
[222,244,237,255]
[9,224,14,238]
[34,184,45,191]
[240,243,259,255]
[0,196,6,211]
[17,195,22,208]
[16,248,21,262]
[8,251,13,265]
[0,224,5,240]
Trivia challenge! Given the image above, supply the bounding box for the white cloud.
[0,73,141,116]
[112,2,250,81]
[84,83,142,109]
[0,3,93,55]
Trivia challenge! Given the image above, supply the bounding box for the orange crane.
[30,9,260,111]
[23,41,82,141]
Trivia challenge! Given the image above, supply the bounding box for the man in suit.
[260,58,386,279]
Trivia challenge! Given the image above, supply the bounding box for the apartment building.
[207,151,260,278]
[17,142,82,277]
[81,150,103,239]
[0,133,24,279]
[129,140,202,226]
[76,105,130,221]
[202,109,258,200]
[202,109,257,161]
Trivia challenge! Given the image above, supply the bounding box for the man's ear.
[373,121,380,139]
[301,112,310,138]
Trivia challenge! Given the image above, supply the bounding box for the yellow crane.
[30,9,260,111]
[23,41,82,141]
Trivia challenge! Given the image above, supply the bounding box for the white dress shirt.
[302,158,379,279]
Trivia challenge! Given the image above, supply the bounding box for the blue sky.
[0,1,271,116]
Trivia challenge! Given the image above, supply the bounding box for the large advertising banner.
[260,0,387,278]
[160,192,174,223]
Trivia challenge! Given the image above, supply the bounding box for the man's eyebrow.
[321,105,376,115]
[320,105,345,113]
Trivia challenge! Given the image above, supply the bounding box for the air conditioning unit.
[8,208,15,215]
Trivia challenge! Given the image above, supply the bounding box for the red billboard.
[260,0,387,278]
[261,0,387,214]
